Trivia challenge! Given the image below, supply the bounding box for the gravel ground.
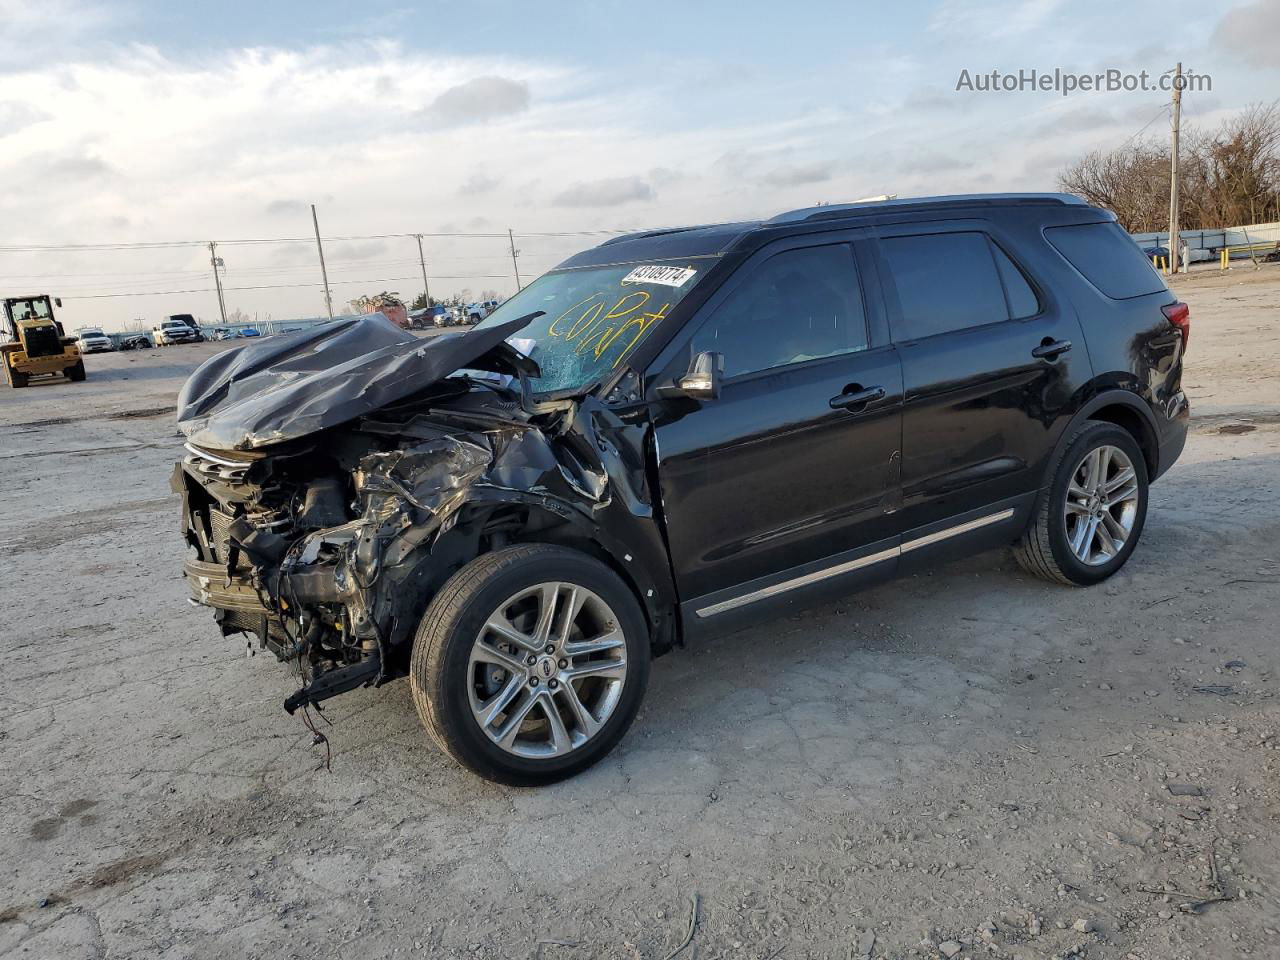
[2,267,1278,960]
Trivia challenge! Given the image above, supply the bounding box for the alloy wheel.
[1062,444,1140,566]
[466,582,628,759]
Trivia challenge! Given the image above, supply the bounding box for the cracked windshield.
[472,260,710,392]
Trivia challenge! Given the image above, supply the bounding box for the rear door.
[648,233,904,631]
[874,221,1091,544]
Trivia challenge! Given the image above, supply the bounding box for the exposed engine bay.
[171,313,675,714]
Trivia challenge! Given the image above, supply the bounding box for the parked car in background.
[76,327,115,353]
[463,302,488,323]
[167,314,204,342]
[239,327,261,338]
[425,306,453,328]
[119,333,153,350]
[173,193,1190,784]
[154,318,200,345]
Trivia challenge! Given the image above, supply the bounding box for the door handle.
[829,384,885,411]
[1031,338,1072,360]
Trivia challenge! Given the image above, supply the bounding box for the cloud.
[901,87,962,112]
[762,164,831,187]
[930,0,1067,39]
[421,76,531,127]
[39,151,115,181]
[264,199,309,217]
[329,239,389,260]
[1211,0,1280,69]
[0,0,115,54]
[0,100,50,135]
[459,170,500,195]
[898,153,972,175]
[552,176,654,207]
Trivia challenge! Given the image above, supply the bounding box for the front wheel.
[66,360,86,382]
[1014,421,1149,586]
[410,544,650,785]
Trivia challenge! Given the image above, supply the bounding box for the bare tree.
[1058,101,1280,230]
[1059,139,1171,231]
[1183,103,1280,228]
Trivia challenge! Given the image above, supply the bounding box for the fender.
[1042,386,1161,488]
[431,491,680,655]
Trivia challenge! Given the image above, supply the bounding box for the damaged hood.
[177,313,536,451]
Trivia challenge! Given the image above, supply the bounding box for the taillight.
[1162,301,1190,350]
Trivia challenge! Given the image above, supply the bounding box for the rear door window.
[879,232,1009,340]
[1044,221,1168,299]
[690,244,868,378]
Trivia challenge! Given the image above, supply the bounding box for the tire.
[7,366,28,388]
[1014,421,1149,586]
[410,544,650,785]
[66,360,86,382]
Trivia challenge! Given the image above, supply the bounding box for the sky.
[0,0,1277,331]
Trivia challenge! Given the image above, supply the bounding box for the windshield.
[473,259,712,392]
[81,329,104,337]
[7,298,52,323]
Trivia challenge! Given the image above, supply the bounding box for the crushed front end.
[170,311,679,717]
[174,433,392,710]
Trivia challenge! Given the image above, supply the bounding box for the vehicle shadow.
[294,444,1280,810]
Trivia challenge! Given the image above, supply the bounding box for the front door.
[648,237,904,629]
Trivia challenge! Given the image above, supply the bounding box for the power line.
[62,274,521,300]
[1115,102,1173,152]
[0,252,567,283]
[0,228,633,254]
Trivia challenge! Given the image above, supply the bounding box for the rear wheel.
[1014,421,1149,585]
[410,544,650,785]
[5,364,28,388]
[66,360,86,382]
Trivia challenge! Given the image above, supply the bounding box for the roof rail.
[597,224,728,246]
[766,193,1087,226]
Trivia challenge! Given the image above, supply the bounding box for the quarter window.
[991,243,1040,319]
[1045,221,1168,300]
[691,244,868,378]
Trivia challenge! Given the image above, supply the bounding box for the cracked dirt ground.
[2,266,1279,960]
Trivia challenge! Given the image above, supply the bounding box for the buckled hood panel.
[176,313,533,451]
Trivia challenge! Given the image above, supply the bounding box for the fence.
[1131,221,1280,268]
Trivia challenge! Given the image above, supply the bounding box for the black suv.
[173,193,1189,784]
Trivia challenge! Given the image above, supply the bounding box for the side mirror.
[659,350,723,400]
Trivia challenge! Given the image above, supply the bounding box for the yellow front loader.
[2,295,85,388]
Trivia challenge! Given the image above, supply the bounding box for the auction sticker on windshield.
[621,264,698,287]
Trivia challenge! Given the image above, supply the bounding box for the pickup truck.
[153,319,200,345]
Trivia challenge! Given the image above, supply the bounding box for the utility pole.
[311,204,334,320]
[415,234,431,305]
[209,241,228,326]
[1168,62,1183,275]
[508,228,522,291]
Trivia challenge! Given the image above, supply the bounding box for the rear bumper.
[1154,390,1189,480]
